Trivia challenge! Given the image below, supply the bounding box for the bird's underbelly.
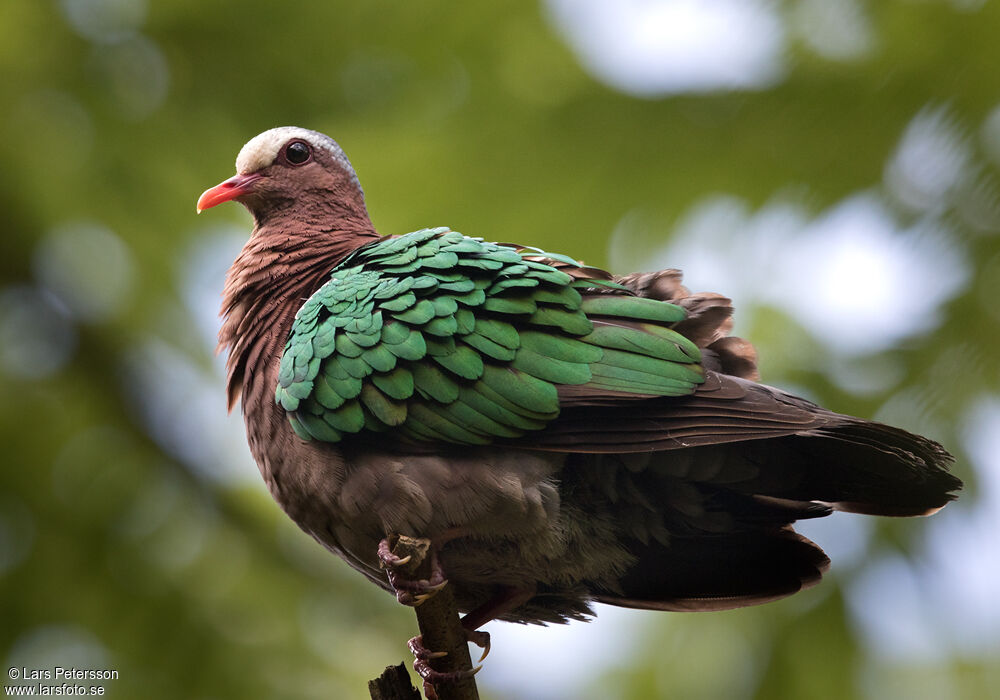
[325,445,568,577]
[255,430,613,590]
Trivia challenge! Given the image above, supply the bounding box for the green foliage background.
[1,1,998,698]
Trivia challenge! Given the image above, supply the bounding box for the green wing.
[275,228,704,445]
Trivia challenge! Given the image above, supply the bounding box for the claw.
[412,659,482,700]
[377,538,411,569]
[378,536,449,607]
[412,579,448,605]
[408,635,448,660]
[408,634,484,699]
[467,629,491,662]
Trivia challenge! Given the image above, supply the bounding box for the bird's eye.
[285,141,311,165]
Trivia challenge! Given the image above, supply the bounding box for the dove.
[198,126,960,688]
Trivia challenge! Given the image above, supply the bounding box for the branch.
[368,663,421,700]
[368,535,480,700]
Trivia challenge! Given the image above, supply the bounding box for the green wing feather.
[275,227,704,445]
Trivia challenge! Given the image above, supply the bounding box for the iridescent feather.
[276,228,703,445]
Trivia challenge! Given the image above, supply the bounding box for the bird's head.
[197,126,366,224]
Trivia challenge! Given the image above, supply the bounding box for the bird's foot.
[407,629,490,700]
[465,628,491,662]
[378,536,448,606]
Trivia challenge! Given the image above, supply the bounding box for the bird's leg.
[407,633,482,700]
[456,585,536,662]
[407,584,535,697]
[381,534,534,697]
[378,528,470,605]
[377,536,447,605]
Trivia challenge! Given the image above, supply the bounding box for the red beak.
[196,173,263,213]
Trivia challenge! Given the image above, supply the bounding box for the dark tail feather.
[747,422,961,517]
[594,528,830,612]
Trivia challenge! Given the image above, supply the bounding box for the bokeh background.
[2,0,999,698]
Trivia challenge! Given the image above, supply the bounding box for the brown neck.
[219,219,380,411]
[249,186,373,231]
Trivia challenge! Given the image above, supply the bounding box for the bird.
[198,126,961,687]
